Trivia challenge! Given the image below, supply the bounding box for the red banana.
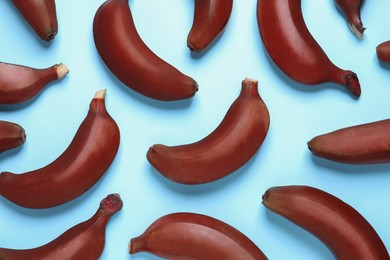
[187,0,233,52]
[0,193,123,259]
[307,119,390,164]
[0,121,26,153]
[129,212,268,259]
[147,78,269,184]
[11,0,58,41]
[257,0,361,97]
[0,62,68,105]
[262,185,389,259]
[376,41,390,63]
[335,0,365,40]
[0,90,120,208]
[93,0,198,101]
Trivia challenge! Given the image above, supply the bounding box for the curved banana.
[0,193,123,259]
[308,118,390,164]
[335,0,365,40]
[0,62,68,105]
[0,121,26,153]
[257,0,361,97]
[93,0,198,101]
[11,0,58,41]
[129,212,268,259]
[187,0,233,52]
[147,78,270,184]
[0,90,120,209]
[377,41,390,63]
[262,185,389,259]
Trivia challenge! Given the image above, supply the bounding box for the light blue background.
[1,0,389,259]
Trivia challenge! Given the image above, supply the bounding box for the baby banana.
[11,0,58,41]
[0,193,123,259]
[308,119,390,164]
[187,0,233,52]
[257,0,361,97]
[93,0,198,101]
[335,0,365,40]
[0,62,68,105]
[0,90,120,208]
[263,185,389,259]
[0,121,26,153]
[377,41,390,63]
[129,212,268,259]
[147,78,270,184]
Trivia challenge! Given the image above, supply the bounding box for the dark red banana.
[0,193,123,259]
[0,62,68,105]
[187,0,233,52]
[93,0,198,101]
[257,0,361,97]
[377,41,390,63]
[129,212,268,259]
[335,0,365,39]
[262,185,389,259]
[147,78,270,184]
[0,90,120,208]
[308,118,390,164]
[11,0,58,41]
[0,121,26,153]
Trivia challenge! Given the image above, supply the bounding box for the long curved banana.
[0,62,68,105]
[129,212,268,259]
[11,0,58,41]
[147,78,270,184]
[0,193,123,259]
[263,185,389,259]
[0,90,120,209]
[257,0,361,97]
[0,121,26,153]
[93,0,198,101]
[187,0,233,52]
[335,0,365,40]
[308,118,390,164]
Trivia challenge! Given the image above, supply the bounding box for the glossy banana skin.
[93,0,198,101]
[0,62,68,105]
[129,212,268,259]
[187,0,233,52]
[0,90,120,208]
[263,185,390,260]
[377,41,390,63]
[0,193,123,259]
[11,0,58,41]
[147,78,270,184]
[0,121,26,153]
[335,0,365,40]
[257,0,361,97]
[308,119,390,164]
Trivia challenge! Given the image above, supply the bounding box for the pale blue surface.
[1,0,389,259]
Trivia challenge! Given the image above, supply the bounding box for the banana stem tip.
[56,63,69,79]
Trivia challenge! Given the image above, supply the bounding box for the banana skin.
[257,0,361,97]
[0,121,26,153]
[187,0,233,52]
[93,0,198,101]
[0,90,120,209]
[11,0,58,41]
[0,62,68,105]
[263,185,389,259]
[335,0,365,40]
[147,78,270,184]
[377,41,390,63]
[0,194,123,259]
[129,212,268,259]
[308,119,390,164]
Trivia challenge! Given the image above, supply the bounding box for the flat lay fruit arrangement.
[1,0,390,259]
